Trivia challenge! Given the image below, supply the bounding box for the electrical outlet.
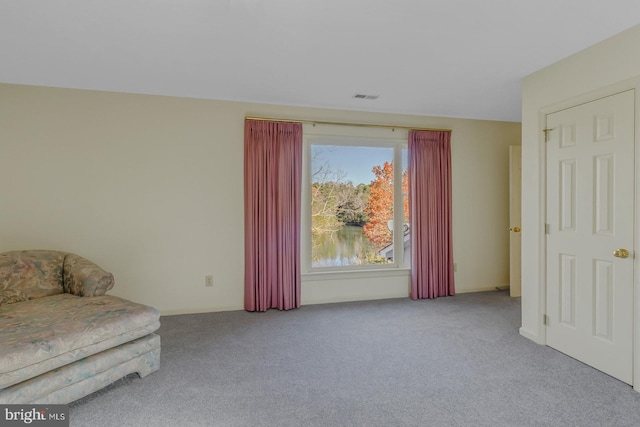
[205,275,214,287]
[453,263,457,272]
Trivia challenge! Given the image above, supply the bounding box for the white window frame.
[301,123,409,274]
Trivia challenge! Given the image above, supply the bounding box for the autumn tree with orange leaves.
[362,161,409,249]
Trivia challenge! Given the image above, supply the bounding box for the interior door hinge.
[545,223,550,234]
[543,314,549,325]
[543,128,553,142]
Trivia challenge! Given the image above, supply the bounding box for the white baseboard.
[160,305,243,316]
[456,285,507,294]
[159,285,512,316]
[519,327,540,343]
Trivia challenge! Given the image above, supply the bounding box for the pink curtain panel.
[408,130,455,299]
[244,120,302,311]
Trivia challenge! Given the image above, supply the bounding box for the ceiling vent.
[353,94,379,100]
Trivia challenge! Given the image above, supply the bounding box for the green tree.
[336,182,369,226]
[311,181,343,236]
[311,154,369,237]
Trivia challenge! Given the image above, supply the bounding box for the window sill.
[302,267,410,282]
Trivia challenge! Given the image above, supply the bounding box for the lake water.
[312,225,381,267]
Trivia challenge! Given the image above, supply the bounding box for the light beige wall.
[521,24,640,342]
[0,83,520,314]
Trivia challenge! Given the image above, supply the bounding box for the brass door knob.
[613,248,630,258]
[509,227,521,233]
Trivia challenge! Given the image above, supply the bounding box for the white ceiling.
[1,1,639,122]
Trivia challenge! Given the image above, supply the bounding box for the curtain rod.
[245,116,452,133]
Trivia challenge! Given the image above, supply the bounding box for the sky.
[311,145,406,185]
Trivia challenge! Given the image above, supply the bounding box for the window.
[302,125,409,272]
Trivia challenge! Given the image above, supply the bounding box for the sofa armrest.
[63,254,115,297]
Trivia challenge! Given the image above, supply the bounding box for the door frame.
[536,80,640,389]
[509,145,522,297]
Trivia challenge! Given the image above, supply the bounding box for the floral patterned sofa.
[0,250,160,404]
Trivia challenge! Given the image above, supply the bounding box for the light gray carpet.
[69,291,640,426]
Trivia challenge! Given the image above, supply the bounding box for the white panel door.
[546,90,635,384]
